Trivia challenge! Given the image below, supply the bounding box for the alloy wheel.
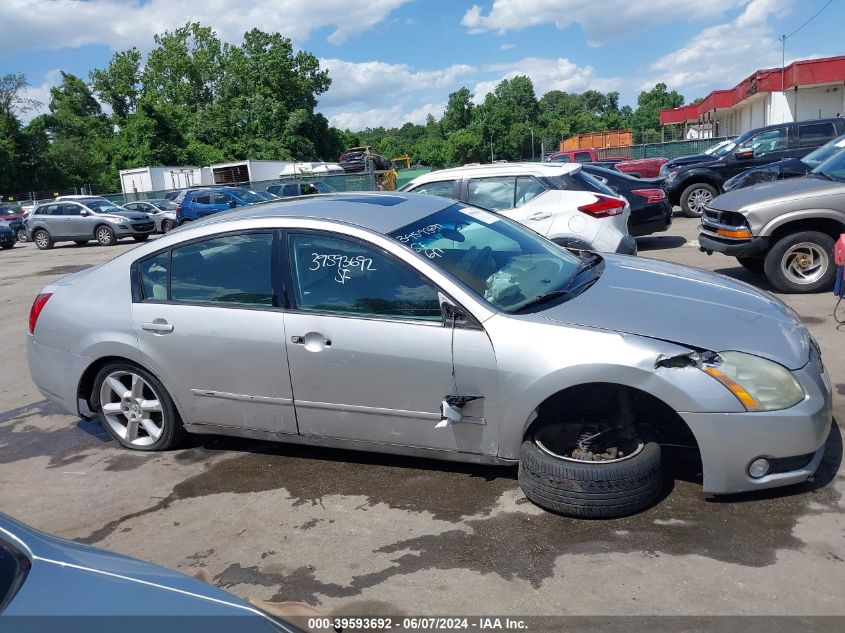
[99,370,165,447]
[780,241,829,285]
[687,188,712,214]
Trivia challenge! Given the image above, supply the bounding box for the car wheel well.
[678,176,720,193]
[78,356,143,411]
[524,383,699,452]
[770,217,845,244]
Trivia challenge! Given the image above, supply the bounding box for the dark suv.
[664,118,845,217]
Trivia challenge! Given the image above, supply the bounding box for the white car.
[399,162,636,254]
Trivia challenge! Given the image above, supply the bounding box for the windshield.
[803,135,845,168]
[227,188,266,204]
[152,200,177,210]
[811,146,845,182]
[709,140,736,158]
[388,203,582,312]
[85,200,126,214]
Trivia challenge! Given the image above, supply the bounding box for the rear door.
[466,175,556,236]
[131,231,297,434]
[796,121,839,158]
[408,179,460,200]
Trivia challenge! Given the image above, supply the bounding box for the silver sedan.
[123,199,178,233]
[27,193,832,517]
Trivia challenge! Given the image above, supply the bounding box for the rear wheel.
[95,225,116,246]
[737,257,764,273]
[764,231,835,293]
[33,229,53,250]
[93,362,185,451]
[1,243,12,250]
[161,219,174,233]
[133,234,150,242]
[16,228,27,242]
[680,182,717,218]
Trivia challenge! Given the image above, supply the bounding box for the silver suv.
[27,198,155,250]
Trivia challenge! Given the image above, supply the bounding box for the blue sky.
[1,0,841,130]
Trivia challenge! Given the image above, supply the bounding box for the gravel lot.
[1,216,843,617]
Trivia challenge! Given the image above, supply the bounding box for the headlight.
[666,171,678,182]
[702,351,804,411]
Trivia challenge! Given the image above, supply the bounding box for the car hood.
[665,154,716,169]
[710,175,845,212]
[530,255,809,369]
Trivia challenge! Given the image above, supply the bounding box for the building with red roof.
[659,56,845,138]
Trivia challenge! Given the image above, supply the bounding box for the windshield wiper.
[515,252,604,312]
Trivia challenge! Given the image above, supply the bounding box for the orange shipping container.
[560,129,632,151]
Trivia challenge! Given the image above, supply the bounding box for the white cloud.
[319,55,624,130]
[462,0,749,45]
[646,0,789,94]
[18,69,62,123]
[500,43,515,50]
[0,0,411,52]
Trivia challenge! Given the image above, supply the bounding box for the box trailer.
[208,160,295,185]
[119,166,202,195]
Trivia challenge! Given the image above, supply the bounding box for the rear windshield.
[0,538,30,613]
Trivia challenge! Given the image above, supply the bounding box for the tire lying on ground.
[518,437,662,518]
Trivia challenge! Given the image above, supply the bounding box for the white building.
[119,166,201,196]
[205,160,295,185]
[660,56,845,137]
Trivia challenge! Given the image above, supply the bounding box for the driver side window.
[741,128,787,156]
[287,233,442,322]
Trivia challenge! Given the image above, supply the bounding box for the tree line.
[0,22,685,197]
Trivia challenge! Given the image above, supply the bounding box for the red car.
[546,149,667,178]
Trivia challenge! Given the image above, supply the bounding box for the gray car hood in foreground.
[533,255,809,369]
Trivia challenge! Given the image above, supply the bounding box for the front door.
[283,231,498,455]
[62,203,90,237]
[131,231,297,434]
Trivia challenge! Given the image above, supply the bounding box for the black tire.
[133,234,150,242]
[16,228,27,242]
[74,240,89,246]
[1,243,13,250]
[680,182,718,218]
[518,438,662,518]
[33,229,53,250]
[95,224,116,246]
[92,361,185,451]
[737,257,764,273]
[763,231,836,293]
[161,219,174,233]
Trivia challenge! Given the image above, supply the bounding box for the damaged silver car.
[27,193,832,518]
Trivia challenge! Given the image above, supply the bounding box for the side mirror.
[228,200,238,208]
[735,149,754,160]
[439,293,469,325]
[80,209,91,216]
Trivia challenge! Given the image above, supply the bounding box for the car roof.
[411,162,581,180]
[198,192,456,234]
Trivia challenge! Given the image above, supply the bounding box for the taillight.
[631,188,666,203]
[578,196,626,218]
[29,293,52,335]
[175,205,182,217]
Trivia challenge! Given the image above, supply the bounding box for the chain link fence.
[596,136,735,160]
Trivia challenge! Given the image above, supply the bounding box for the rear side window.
[167,233,276,307]
[36,204,59,216]
[139,252,169,301]
[799,122,836,149]
[193,194,211,204]
[515,176,547,207]
[467,176,516,211]
[0,539,30,614]
[282,184,299,196]
[62,204,82,216]
[574,151,592,162]
[411,180,457,198]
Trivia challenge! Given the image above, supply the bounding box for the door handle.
[291,333,331,348]
[141,321,174,334]
[528,212,551,221]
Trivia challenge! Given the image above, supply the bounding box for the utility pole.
[490,135,494,163]
[781,34,786,93]
[529,127,535,160]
